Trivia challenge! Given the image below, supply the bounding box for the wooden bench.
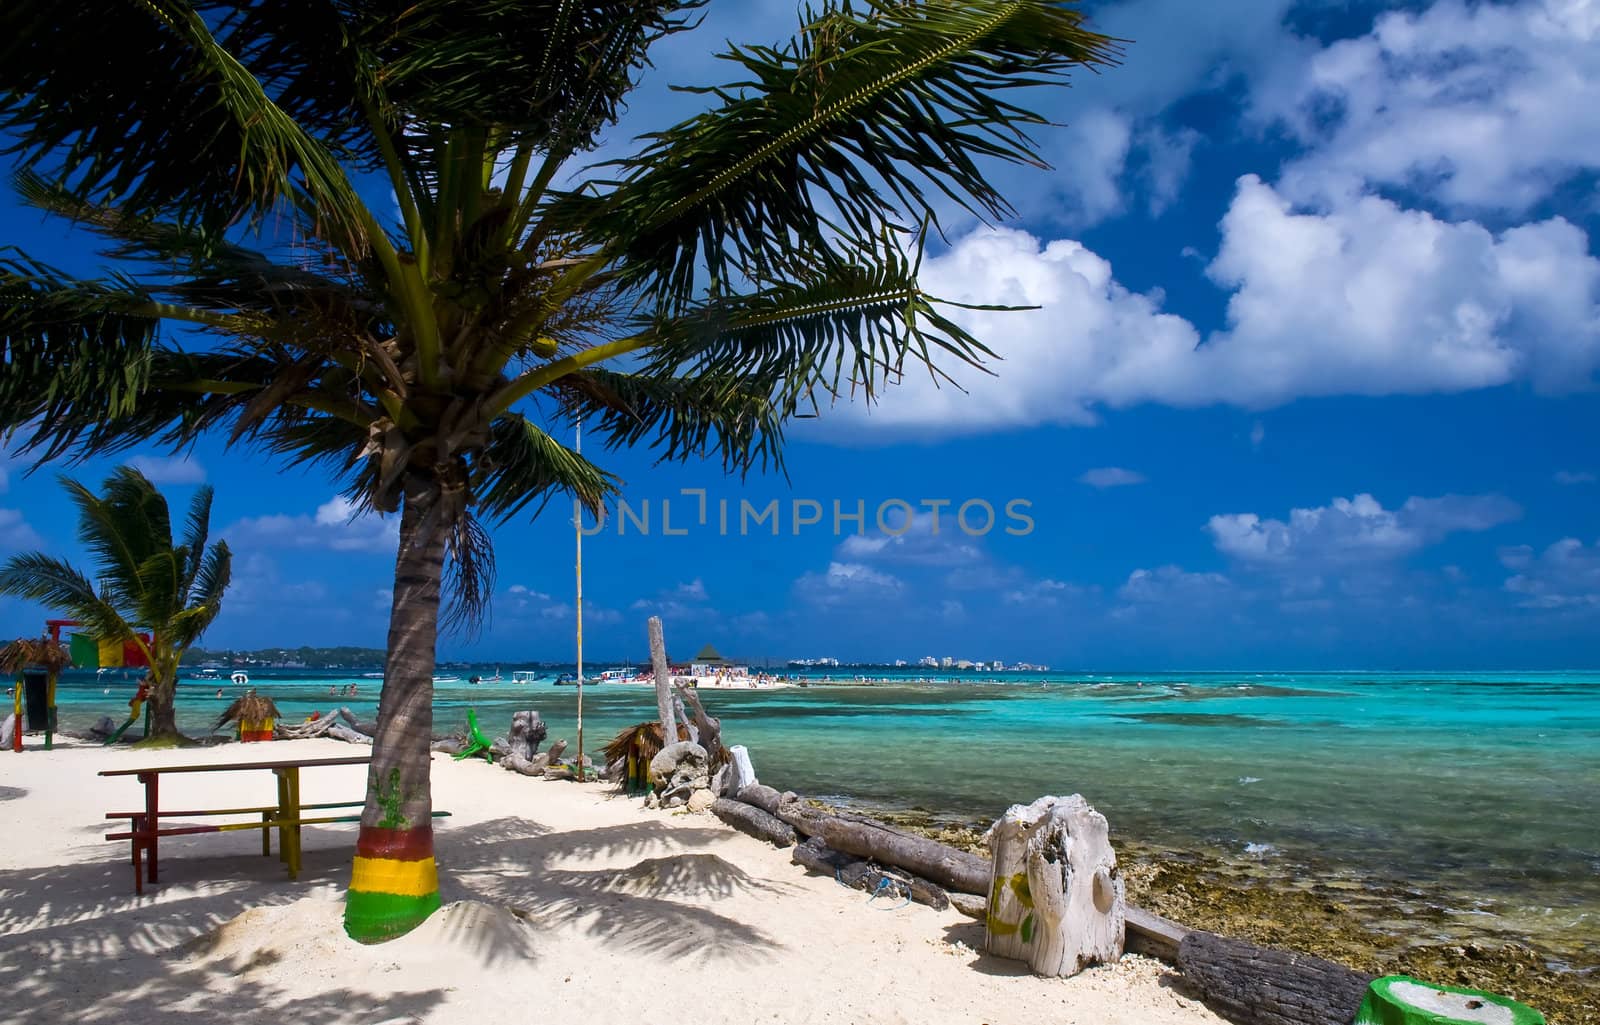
[105,805,450,891]
[99,754,458,894]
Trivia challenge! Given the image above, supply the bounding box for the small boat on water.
[511,670,541,684]
[553,673,577,686]
[231,671,249,686]
[191,668,222,681]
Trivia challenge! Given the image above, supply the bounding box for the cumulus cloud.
[827,174,1598,436]
[1118,565,1233,603]
[1078,467,1147,489]
[1554,470,1596,485]
[1256,0,1600,214]
[1500,538,1600,609]
[794,561,904,607]
[629,578,715,622]
[128,454,206,486]
[0,509,43,552]
[226,496,398,554]
[836,513,986,566]
[1208,493,1521,566]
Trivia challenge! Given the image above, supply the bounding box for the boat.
[511,670,541,684]
[191,668,222,681]
[596,668,630,683]
[432,674,460,683]
[553,672,577,686]
[231,671,249,686]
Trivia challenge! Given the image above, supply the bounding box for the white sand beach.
[0,738,1224,1025]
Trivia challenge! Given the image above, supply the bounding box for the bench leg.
[142,772,159,885]
[132,841,144,896]
[130,814,143,865]
[261,812,272,856]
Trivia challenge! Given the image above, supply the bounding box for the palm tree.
[0,1,1117,940]
[0,467,232,742]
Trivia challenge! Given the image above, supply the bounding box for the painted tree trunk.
[985,794,1125,977]
[345,493,447,943]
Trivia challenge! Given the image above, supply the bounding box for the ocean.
[42,667,1600,970]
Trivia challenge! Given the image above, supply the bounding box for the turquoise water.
[46,668,1600,965]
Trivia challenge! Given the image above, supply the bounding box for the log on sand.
[711,798,796,848]
[1178,931,1376,1025]
[775,796,990,895]
[734,783,785,815]
[791,837,950,911]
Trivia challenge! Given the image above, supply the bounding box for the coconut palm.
[0,467,231,741]
[0,1,1117,940]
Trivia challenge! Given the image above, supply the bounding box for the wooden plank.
[99,754,371,777]
[1125,903,1191,962]
[105,802,364,819]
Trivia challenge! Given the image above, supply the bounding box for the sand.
[0,737,1225,1025]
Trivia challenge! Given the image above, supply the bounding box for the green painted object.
[1356,976,1545,1025]
[452,708,495,763]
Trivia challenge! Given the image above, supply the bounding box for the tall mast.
[574,421,585,782]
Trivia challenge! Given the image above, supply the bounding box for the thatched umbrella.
[1,637,73,751]
[214,689,282,742]
[603,720,691,796]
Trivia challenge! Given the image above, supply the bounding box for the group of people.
[328,683,359,697]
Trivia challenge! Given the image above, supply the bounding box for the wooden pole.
[573,422,585,782]
[647,616,675,744]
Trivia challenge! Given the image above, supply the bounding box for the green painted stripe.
[343,887,441,944]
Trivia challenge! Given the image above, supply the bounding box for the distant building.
[940,656,954,668]
[917,656,939,668]
[893,659,907,667]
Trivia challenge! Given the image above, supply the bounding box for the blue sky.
[3,0,1599,668]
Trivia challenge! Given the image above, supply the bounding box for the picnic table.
[100,754,372,894]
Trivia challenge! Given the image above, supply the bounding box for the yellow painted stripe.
[350,855,438,897]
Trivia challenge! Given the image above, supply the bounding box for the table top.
[98,754,372,777]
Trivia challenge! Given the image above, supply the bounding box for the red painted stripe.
[355,824,434,860]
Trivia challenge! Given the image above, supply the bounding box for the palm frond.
[569,0,1118,300]
[473,414,620,523]
[0,553,130,643]
[179,485,215,596]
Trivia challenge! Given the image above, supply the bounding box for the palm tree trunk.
[344,490,447,943]
[145,658,180,739]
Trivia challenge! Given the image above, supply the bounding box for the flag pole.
[574,421,585,782]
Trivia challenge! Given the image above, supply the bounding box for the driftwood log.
[508,710,546,760]
[792,837,951,910]
[775,797,990,894]
[711,798,796,847]
[676,684,726,767]
[1178,931,1376,1025]
[734,783,785,815]
[502,752,551,776]
[986,795,1124,977]
[647,616,676,743]
[546,738,568,763]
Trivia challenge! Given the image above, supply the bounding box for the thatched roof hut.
[213,690,282,730]
[0,637,74,675]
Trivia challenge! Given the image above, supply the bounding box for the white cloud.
[1500,538,1600,609]
[672,578,709,601]
[794,561,904,608]
[1554,470,1596,485]
[835,513,985,566]
[832,175,1598,436]
[1257,0,1600,214]
[1078,467,1147,489]
[1118,565,1233,604]
[1136,123,1202,216]
[507,584,553,601]
[1208,493,1521,566]
[226,496,398,554]
[128,454,206,486]
[228,553,329,608]
[0,509,43,552]
[1205,177,1600,400]
[1001,578,1079,607]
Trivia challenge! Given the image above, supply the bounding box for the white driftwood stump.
[985,794,1125,977]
